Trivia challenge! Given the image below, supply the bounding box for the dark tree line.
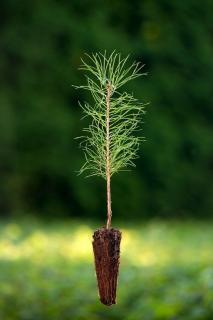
[0,0,212,219]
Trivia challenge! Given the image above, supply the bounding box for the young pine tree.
[75,51,146,306]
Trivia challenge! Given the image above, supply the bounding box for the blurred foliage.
[0,0,213,219]
[0,219,213,319]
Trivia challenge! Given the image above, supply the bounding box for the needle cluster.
[75,51,146,179]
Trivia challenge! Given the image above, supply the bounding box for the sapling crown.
[75,51,146,228]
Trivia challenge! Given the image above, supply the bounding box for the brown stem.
[106,83,112,229]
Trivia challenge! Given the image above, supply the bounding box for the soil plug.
[93,228,121,305]
[74,51,147,305]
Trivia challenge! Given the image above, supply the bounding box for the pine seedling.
[75,51,146,306]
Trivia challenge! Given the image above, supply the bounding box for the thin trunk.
[106,83,112,229]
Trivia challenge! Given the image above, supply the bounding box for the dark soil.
[92,227,122,306]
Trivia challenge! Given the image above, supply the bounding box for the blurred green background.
[0,0,213,319]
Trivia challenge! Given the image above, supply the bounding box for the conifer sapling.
[75,51,146,306]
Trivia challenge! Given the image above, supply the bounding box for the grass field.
[0,218,213,319]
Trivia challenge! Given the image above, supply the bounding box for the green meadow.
[0,219,212,320]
